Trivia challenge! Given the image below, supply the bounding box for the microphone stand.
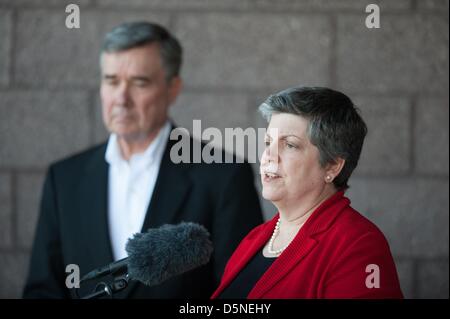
[78,273,130,299]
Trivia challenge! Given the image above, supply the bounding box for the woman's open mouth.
[263,171,281,181]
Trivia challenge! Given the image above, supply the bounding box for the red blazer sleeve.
[323,231,403,298]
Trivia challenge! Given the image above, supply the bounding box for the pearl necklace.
[268,217,289,255]
[268,195,330,255]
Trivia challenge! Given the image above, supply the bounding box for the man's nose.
[114,83,131,106]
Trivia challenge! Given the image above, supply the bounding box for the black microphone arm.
[80,257,128,283]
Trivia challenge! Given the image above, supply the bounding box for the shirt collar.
[105,121,171,167]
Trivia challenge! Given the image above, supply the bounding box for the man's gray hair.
[101,21,182,81]
[259,87,367,190]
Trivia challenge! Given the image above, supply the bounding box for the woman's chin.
[262,188,283,203]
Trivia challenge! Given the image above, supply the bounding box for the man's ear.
[325,157,346,182]
[168,76,183,106]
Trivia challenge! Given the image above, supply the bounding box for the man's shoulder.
[50,142,107,172]
[187,156,256,184]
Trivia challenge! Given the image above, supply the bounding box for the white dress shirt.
[105,122,171,261]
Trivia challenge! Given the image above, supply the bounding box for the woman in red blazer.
[212,87,403,299]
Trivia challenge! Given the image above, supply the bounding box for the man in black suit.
[23,22,263,298]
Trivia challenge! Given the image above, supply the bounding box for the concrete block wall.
[0,0,448,298]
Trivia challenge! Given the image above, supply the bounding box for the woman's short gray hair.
[259,87,367,190]
[101,21,182,81]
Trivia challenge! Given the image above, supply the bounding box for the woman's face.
[260,113,328,206]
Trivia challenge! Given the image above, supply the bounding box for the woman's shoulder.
[329,205,390,245]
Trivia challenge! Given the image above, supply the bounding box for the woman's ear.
[324,158,345,183]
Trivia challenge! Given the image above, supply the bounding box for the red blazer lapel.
[212,191,350,299]
[211,217,277,298]
[249,191,349,298]
[248,227,318,298]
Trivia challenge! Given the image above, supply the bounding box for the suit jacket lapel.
[78,144,114,271]
[141,137,192,230]
[122,136,193,298]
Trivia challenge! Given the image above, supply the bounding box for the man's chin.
[113,130,143,141]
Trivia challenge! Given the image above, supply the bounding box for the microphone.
[80,222,213,287]
[80,257,128,283]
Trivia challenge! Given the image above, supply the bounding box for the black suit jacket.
[23,135,263,298]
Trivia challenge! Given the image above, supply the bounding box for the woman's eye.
[286,142,297,149]
[264,141,270,147]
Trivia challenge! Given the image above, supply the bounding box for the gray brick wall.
[0,92,91,167]
[0,0,448,299]
[0,10,11,87]
[0,173,12,249]
[354,97,411,175]
[336,14,449,93]
[174,13,331,90]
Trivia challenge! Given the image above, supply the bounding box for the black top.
[218,250,276,299]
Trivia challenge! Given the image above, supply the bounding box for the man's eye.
[134,79,150,87]
[135,81,146,87]
[104,78,117,85]
[264,141,270,146]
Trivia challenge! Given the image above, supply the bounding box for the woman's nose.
[263,141,279,164]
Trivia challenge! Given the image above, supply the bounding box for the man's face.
[100,43,181,142]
